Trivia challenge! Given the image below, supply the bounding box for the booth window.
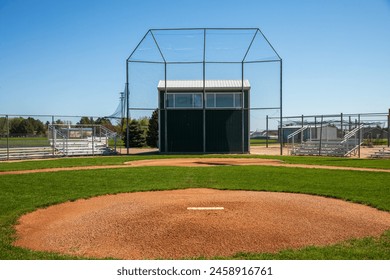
[206,93,242,108]
[166,93,202,108]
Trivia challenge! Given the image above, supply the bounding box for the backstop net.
[125,28,283,154]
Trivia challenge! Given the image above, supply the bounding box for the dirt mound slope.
[14,188,390,259]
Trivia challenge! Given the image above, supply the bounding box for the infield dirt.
[14,188,390,259]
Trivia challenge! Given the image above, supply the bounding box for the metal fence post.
[203,28,207,153]
[388,108,390,147]
[241,62,245,153]
[164,63,168,153]
[301,114,304,143]
[358,114,361,158]
[319,115,323,156]
[126,62,130,155]
[92,126,95,156]
[266,115,269,148]
[51,116,55,157]
[350,116,352,133]
[6,115,9,160]
[114,135,117,153]
[62,125,65,156]
[279,59,283,156]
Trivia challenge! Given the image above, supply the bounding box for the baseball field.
[1,154,390,260]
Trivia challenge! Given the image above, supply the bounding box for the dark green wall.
[206,110,247,153]
[167,110,203,152]
[159,91,249,153]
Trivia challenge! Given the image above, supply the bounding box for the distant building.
[282,125,337,142]
[250,130,278,140]
[59,127,92,138]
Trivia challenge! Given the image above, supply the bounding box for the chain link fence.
[0,114,120,160]
[266,112,390,157]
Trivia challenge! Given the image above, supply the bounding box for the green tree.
[26,117,46,135]
[123,119,146,148]
[55,119,67,125]
[35,120,46,135]
[95,117,116,132]
[78,116,94,125]
[138,116,149,128]
[146,109,158,147]
[5,117,46,136]
[138,116,149,142]
[16,119,35,135]
[9,117,23,135]
[0,117,7,135]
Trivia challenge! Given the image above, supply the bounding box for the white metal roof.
[157,80,250,91]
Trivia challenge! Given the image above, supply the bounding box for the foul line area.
[1,158,390,175]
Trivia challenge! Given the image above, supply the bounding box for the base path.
[2,158,390,175]
[14,188,390,259]
[124,158,390,172]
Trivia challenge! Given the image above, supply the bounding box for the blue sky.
[0,0,389,127]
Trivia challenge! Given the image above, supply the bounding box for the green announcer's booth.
[158,80,250,153]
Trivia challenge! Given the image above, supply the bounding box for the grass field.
[0,137,50,148]
[1,155,389,260]
[249,138,278,146]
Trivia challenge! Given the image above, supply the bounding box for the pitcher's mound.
[14,188,390,259]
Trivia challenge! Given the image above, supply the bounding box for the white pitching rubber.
[187,207,224,210]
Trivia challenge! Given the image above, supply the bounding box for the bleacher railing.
[48,124,118,157]
[290,124,364,157]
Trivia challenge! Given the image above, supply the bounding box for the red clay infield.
[14,188,390,259]
[3,157,390,175]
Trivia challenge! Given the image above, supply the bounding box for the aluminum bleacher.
[291,139,360,157]
[50,137,116,156]
[0,146,54,160]
[290,124,364,157]
[370,147,390,159]
[48,124,118,157]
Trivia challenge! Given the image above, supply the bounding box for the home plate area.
[14,188,390,259]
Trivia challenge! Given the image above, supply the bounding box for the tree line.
[0,110,159,148]
[0,117,46,136]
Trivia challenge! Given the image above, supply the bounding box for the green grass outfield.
[0,137,50,148]
[250,138,278,145]
[1,155,390,260]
